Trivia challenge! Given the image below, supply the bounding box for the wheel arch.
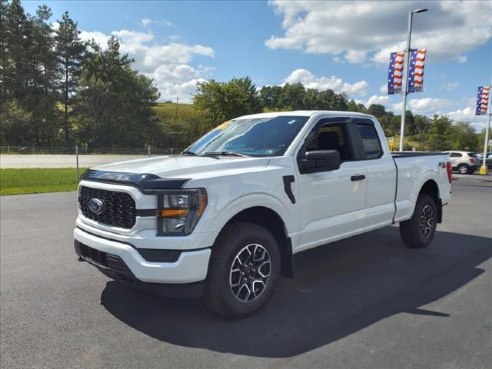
[457,163,470,173]
[218,206,293,278]
[419,179,442,223]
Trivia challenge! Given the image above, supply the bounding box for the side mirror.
[300,150,340,173]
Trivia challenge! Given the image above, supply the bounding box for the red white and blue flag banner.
[388,49,426,95]
[388,51,404,95]
[475,86,490,116]
[407,49,426,93]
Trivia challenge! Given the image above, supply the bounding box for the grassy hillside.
[153,102,197,120]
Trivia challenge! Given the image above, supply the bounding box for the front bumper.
[74,227,211,284]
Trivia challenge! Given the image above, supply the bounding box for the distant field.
[153,102,196,116]
[0,168,84,195]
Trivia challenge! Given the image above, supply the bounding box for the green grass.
[0,168,84,195]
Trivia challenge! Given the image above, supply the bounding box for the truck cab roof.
[237,110,376,121]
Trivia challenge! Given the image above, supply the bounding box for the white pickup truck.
[74,111,452,318]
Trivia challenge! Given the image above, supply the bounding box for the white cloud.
[112,30,154,44]
[447,106,476,121]
[345,50,367,64]
[79,29,214,102]
[392,102,403,114]
[141,18,172,28]
[409,98,451,114]
[366,95,390,106]
[392,98,451,115]
[140,43,214,72]
[80,30,110,48]
[372,45,404,64]
[363,94,484,131]
[447,106,490,131]
[379,84,388,94]
[151,64,201,82]
[456,55,468,64]
[440,82,460,92]
[266,1,492,64]
[344,81,369,97]
[283,68,369,97]
[168,35,181,42]
[144,64,215,101]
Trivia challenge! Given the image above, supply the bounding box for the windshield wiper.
[182,150,197,156]
[201,151,250,158]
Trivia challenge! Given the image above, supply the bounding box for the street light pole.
[479,89,491,175]
[399,8,428,152]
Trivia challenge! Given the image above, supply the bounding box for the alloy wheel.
[229,243,271,303]
[419,204,434,239]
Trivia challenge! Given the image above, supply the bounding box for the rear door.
[354,119,396,229]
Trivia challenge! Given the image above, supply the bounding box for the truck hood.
[92,155,271,180]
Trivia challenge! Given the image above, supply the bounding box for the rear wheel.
[204,222,280,319]
[400,194,437,248]
[457,164,469,174]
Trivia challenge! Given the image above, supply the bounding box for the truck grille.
[79,186,136,229]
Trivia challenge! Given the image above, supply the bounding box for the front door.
[296,119,367,253]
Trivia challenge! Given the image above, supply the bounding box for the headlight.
[156,189,207,236]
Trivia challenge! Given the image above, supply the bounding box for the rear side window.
[467,152,476,157]
[357,124,383,159]
[450,153,462,158]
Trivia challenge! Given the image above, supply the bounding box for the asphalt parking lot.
[1,174,491,369]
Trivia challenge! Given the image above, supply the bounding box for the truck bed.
[392,152,450,223]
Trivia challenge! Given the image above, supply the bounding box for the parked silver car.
[477,152,492,169]
[443,151,478,174]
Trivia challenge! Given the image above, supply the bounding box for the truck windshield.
[185,116,309,157]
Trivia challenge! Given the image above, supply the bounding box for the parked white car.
[442,151,478,174]
[74,111,453,318]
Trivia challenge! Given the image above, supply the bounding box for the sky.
[24,0,492,131]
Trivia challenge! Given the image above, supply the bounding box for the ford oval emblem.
[88,198,104,215]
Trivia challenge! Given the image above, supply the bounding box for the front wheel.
[400,194,437,248]
[204,222,280,319]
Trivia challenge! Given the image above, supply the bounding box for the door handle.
[351,174,366,181]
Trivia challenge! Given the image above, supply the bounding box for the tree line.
[1,0,487,152]
[191,78,485,151]
[1,0,159,148]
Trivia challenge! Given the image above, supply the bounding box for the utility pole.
[175,97,179,121]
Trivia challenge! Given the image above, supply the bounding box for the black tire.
[399,194,437,248]
[457,164,469,174]
[204,222,280,319]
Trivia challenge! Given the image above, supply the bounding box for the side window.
[357,124,383,159]
[450,153,462,158]
[305,123,353,161]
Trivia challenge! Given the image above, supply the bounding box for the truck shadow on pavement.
[101,227,491,358]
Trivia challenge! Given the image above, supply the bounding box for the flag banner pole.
[478,86,491,175]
